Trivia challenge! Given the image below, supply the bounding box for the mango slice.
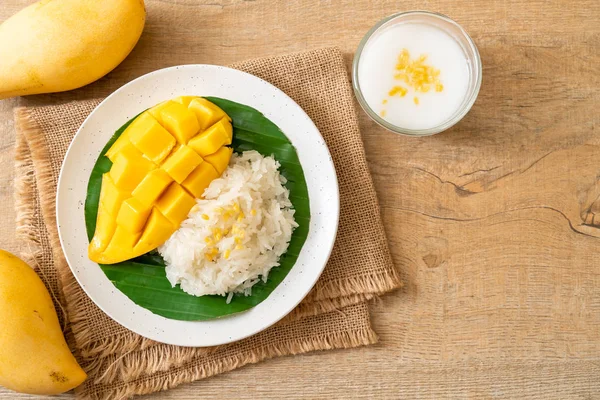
[132,169,172,206]
[105,128,134,162]
[172,96,197,108]
[134,209,175,255]
[147,100,174,125]
[128,112,176,164]
[101,227,142,263]
[88,96,233,264]
[189,98,229,132]
[161,145,203,184]
[116,198,152,233]
[89,202,117,255]
[160,102,200,144]
[109,144,156,192]
[99,173,129,217]
[188,117,233,157]
[156,183,197,226]
[204,146,234,175]
[182,161,219,198]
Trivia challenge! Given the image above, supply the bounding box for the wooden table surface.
[1,0,599,398]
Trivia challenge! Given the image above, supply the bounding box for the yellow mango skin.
[0,250,86,395]
[0,0,146,99]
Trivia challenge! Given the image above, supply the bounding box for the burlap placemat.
[13,47,401,400]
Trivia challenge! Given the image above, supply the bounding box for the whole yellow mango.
[0,0,146,100]
[0,250,86,394]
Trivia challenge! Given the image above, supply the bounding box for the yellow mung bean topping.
[381,48,444,112]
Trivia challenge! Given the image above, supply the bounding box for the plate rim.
[56,64,340,347]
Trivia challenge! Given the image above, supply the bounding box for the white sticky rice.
[159,150,298,300]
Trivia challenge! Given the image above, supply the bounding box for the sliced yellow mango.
[105,129,133,163]
[188,98,228,132]
[161,145,203,183]
[100,226,142,264]
[156,183,197,226]
[172,96,197,108]
[89,203,117,255]
[89,96,233,264]
[110,144,156,192]
[160,102,200,144]
[147,100,175,125]
[132,169,172,206]
[116,198,152,233]
[204,146,233,174]
[187,117,232,157]
[128,112,176,164]
[99,173,129,217]
[133,209,175,254]
[182,161,219,198]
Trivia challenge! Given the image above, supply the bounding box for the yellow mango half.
[88,97,233,264]
[0,0,145,99]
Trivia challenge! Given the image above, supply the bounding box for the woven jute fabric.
[13,47,401,400]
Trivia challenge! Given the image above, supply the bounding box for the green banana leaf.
[84,98,310,321]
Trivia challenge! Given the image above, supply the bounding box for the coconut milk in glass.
[353,11,482,136]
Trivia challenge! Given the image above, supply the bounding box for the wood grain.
[1,0,599,398]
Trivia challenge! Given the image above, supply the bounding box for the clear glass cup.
[352,11,482,136]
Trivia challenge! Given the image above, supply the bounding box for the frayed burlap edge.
[14,130,42,267]
[64,281,157,359]
[14,110,71,325]
[78,325,377,400]
[288,292,373,321]
[73,288,376,360]
[14,107,65,287]
[73,292,379,374]
[13,108,84,365]
[309,271,402,302]
[74,288,378,360]
[83,294,375,386]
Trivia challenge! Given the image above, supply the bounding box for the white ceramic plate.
[56,65,339,347]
